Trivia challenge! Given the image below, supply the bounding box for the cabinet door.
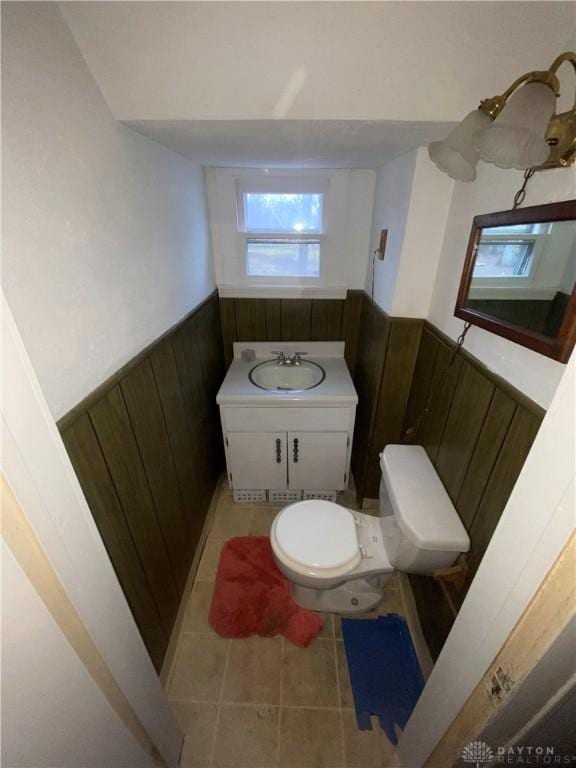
[226,432,287,489]
[288,432,349,490]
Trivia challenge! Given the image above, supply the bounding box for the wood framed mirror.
[455,200,576,363]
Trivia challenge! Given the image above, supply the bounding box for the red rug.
[209,536,323,647]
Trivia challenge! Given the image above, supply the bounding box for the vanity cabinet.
[220,406,355,494]
[226,430,350,490]
[287,432,349,490]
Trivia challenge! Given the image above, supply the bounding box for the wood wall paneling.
[59,292,224,669]
[399,322,544,660]
[341,290,363,377]
[218,293,363,374]
[467,407,541,574]
[363,318,423,497]
[280,299,313,341]
[415,344,464,464]
[265,299,282,340]
[350,295,390,499]
[434,361,495,502]
[88,386,180,635]
[219,298,237,367]
[310,299,344,341]
[235,299,267,342]
[456,389,517,530]
[149,338,202,543]
[62,414,167,669]
[120,359,190,593]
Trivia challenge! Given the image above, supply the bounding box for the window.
[473,240,535,278]
[238,184,325,279]
[246,239,320,277]
[473,223,550,279]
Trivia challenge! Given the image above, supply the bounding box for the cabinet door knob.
[293,438,299,463]
[275,438,282,464]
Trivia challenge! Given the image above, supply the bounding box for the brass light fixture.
[429,51,576,181]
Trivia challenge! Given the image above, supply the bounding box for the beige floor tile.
[211,501,252,539]
[223,637,282,704]
[335,588,405,639]
[341,710,397,768]
[168,633,228,701]
[248,506,280,536]
[315,613,335,640]
[173,703,218,767]
[182,581,215,634]
[279,708,343,768]
[197,539,225,582]
[336,642,354,709]
[282,639,339,707]
[212,704,279,768]
[373,588,405,618]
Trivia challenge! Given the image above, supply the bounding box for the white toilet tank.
[378,445,470,574]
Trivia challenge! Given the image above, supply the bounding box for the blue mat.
[341,613,425,746]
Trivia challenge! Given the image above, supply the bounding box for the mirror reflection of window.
[466,219,576,339]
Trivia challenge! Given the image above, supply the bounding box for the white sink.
[249,359,326,391]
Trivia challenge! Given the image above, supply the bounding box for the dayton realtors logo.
[461,740,576,766]
[462,741,495,768]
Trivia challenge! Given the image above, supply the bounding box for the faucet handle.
[294,351,308,357]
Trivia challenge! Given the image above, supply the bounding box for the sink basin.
[249,359,326,391]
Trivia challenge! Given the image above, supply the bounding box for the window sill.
[217,285,348,300]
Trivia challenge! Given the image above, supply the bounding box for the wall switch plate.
[376,229,388,260]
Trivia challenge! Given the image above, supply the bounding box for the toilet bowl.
[270,444,470,614]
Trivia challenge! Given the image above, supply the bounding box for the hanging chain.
[513,168,536,209]
[403,322,472,441]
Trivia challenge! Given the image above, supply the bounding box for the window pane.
[473,240,535,278]
[244,193,323,233]
[246,239,320,277]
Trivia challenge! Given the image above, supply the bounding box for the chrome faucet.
[271,351,308,366]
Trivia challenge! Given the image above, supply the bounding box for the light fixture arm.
[548,51,576,110]
[477,51,576,170]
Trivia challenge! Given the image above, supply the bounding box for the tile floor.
[166,484,404,768]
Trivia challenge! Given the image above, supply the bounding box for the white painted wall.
[60,2,573,122]
[2,543,154,768]
[207,167,375,297]
[368,151,417,310]
[428,162,576,408]
[369,148,454,317]
[1,290,182,766]
[401,341,576,767]
[2,2,215,420]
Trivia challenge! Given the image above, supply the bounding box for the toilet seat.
[271,500,362,579]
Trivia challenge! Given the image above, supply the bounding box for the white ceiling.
[60,1,576,167]
[124,119,456,168]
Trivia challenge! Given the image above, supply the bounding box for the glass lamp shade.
[475,82,555,169]
[428,110,493,182]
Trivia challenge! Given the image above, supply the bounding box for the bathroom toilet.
[270,444,470,614]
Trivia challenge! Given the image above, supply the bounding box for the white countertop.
[217,342,358,407]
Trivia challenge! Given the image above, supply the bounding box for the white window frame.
[236,177,329,283]
[206,167,376,299]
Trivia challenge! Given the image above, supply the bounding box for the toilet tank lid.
[380,445,470,552]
